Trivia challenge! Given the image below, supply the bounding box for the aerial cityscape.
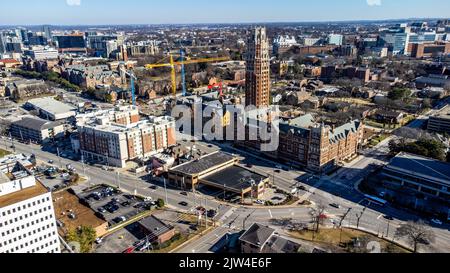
[1,0,450,261]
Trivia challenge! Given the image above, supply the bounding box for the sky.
[1,0,449,25]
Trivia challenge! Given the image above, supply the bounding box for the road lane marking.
[377,214,383,220]
[268,209,273,219]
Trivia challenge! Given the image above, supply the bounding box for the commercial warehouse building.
[25,97,76,121]
[168,152,269,201]
[10,116,65,144]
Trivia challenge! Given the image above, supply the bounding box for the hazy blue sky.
[1,0,449,25]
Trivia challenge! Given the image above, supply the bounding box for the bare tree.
[395,220,435,253]
[309,202,327,233]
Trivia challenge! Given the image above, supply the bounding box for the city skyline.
[1,0,449,25]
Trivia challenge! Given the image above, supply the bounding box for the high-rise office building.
[245,27,270,108]
[0,32,6,54]
[56,34,86,53]
[0,154,60,253]
[42,25,52,40]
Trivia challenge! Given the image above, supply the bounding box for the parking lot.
[94,210,199,253]
[94,227,142,253]
[79,185,156,225]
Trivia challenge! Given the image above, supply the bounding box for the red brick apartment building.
[75,106,176,168]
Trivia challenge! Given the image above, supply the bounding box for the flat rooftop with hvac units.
[168,152,270,202]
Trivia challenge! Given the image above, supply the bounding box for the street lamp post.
[56,147,62,169]
[116,172,121,189]
[163,178,169,206]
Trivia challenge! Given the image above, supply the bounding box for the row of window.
[0,207,52,227]
[1,214,54,236]
[1,197,50,217]
[3,239,58,253]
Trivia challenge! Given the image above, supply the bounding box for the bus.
[364,194,388,206]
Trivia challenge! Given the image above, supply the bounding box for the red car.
[123,247,135,253]
[196,206,206,215]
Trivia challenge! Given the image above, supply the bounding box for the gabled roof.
[239,223,275,248]
[329,120,361,143]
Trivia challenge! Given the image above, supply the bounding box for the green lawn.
[290,228,410,253]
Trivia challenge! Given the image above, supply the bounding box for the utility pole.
[339,208,352,245]
[163,178,168,206]
[356,206,367,229]
[116,172,121,189]
[56,147,62,169]
[81,154,88,187]
[204,196,208,228]
[223,184,226,202]
[9,132,15,153]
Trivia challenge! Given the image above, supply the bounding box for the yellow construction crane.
[145,53,230,97]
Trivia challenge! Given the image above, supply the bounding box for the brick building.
[245,27,271,108]
[410,42,450,58]
[75,106,176,167]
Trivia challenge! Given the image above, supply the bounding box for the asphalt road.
[4,118,450,253]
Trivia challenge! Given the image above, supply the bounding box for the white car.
[255,200,264,205]
[95,238,103,244]
[431,219,443,225]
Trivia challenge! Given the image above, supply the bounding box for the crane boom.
[121,68,137,107]
[144,55,230,98]
[145,56,229,69]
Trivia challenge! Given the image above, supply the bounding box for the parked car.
[196,206,206,215]
[123,247,134,253]
[121,201,131,207]
[246,164,253,168]
[179,201,188,207]
[255,200,264,205]
[274,170,281,173]
[180,192,188,196]
[98,207,107,213]
[113,216,127,223]
[95,238,103,244]
[383,215,394,221]
[48,160,54,164]
[106,205,119,213]
[207,209,217,218]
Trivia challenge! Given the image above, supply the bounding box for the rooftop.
[263,235,301,253]
[171,152,236,175]
[12,117,62,131]
[386,152,450,182]
[27,97,76,115]
[431,105,450,120]
[53,190,107,235]
[0,180,48,208]
[202,165,268,192]
[239,223,275,248]
[138,216,173,239]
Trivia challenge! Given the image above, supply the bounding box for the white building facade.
[0,154,60,253]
